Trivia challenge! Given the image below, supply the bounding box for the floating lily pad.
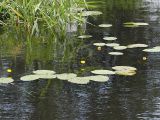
[56,73,77,80]
[115,70,136,76]
[0,77,14,83]
[106,43,120,47]
[113,46,127,50]
[124,22,149,26]
[108,52,124,55]
[68,77,90,84]
[112,66,137,71]
[143,48,160,52]
[134,22,149,26]
[33,70,56,75]
[98,24,112,28]
[103,37,117,41]
[81,11,102,16]
[91,70,115,75]
[93,43,106,46]
[20,75,39,81]
[78,35,92,39]
[88,75,109,82]
[127,44,148,48]
[124,24,139,28]
[38,75,56,79]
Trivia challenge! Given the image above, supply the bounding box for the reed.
[0,0,87,35]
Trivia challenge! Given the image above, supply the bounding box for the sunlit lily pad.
[0,77,14,83]
[127,44,148,48]
[68,77,90,84]
[124,24,139,28]
[98,24,112,28]
[93,43,106,46]
[115,70,136,76]
[38,75,56,79]
[106,43,120,47]
[20,75,39,81]
[56,73,77,80]
[112,66,137,71]
[103,37,117,41]
[81,11,102,16]
[78,35,92,39]
[33,70,56,75]
[91,70,115,75]
[124,22,149,26]
[134,22,149,26]
[143,48,160,52]
[113,46,127,50]
[88,75,109,82]
[108,52,124,55]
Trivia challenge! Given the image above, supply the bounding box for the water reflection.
[1,0,160,120]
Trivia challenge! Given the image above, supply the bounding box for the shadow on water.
[1,0,160,120]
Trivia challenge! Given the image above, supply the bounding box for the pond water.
[1,0,160,120]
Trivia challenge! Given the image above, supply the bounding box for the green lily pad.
[124,22,149,26]
[115,70,136,76]
[20,75,39,81]
[88,75,109,82]
[33,70,56,75]
[127,44,148,48]
[0,77,14,83]
[56,73,77,80]
[113,46,127,50]
[106,43,120,47]
[91,70,115,75]
[108,52,124,55]
[93,43,106,46]
[81,11,102,16]
[98,24,112,28]
[68,77,90,84]
[78,35,92,39]
[112,66,137,71]
[103,37,117,41]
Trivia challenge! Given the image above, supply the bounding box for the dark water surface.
[1,0,160,120]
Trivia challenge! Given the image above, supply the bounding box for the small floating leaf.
[93,43,106,46]
[127,44,148,48]
[68,77,90,84]
[0,77,14,83]
[91,70,115,75]
[112,66,137,71]
[33,70,56,75]
[113,46,127,50]
[81,11,102,16]
[108,52,123,55]
[103,37,117,41]
[20,75,39,81]
[56,73,77,80]
[78,35,92,39]
[89,75,109,82]
[115,70,136,76]
[106,43,120,47]
[98,24,112,28]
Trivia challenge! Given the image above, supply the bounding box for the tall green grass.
[0,0,87,35]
